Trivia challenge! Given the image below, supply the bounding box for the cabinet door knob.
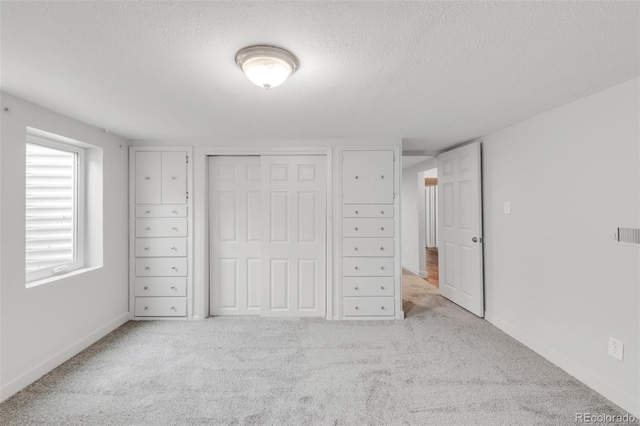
[144,176,150,180]
[145,227,151,231]
[144,246,150,250]
[171,266,177,271]
[171,227,178,231]
[145,266,150,271]
[172,210,178,214]
[143,286,149,290]
[171,176,177,180]
[145,210,150,214]
[171,246,177,251]
[144,306,149,310]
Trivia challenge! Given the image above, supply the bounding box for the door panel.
[161,152,187,204]
[342,151,394,204]
[437,142,484,317]
[135,152,161,204]
[209,156,261,315]
[261,156,326,317]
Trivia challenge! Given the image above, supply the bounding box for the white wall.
[401,157,437,275]
[0,93,130,401]
[482,77,639,416]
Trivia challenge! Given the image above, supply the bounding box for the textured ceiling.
[1,1,638,151]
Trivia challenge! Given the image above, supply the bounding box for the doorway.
[208,155,327,317]
[423,168,439,288]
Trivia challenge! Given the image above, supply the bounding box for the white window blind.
[25,141,83,280]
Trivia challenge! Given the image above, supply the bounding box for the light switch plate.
[503,201,511,215]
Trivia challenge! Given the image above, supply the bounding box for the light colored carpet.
[1,272,636,425]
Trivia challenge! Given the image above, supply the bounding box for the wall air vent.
[616,227,640,245]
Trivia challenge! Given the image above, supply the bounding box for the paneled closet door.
[135,152,162,204]
[209,156,262,315]
[161,151,187,204]
[261,156,327,317]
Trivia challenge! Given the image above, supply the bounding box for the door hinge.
[186,191,189,201]
[186,155,189,164]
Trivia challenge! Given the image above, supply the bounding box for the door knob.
[472,237,478,243]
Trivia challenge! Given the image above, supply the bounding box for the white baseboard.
[402,265,419,276]
[0,312,129,403]
[484,312,639,417]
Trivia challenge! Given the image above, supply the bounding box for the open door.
[437,142,484,317]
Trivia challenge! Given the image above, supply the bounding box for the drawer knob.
[380,227,384,231]
[171,246,177,251]
[146,227,151,231]
[381,286,385,290]
[171,227,178,231]
[145,210,150,214]
[145,176,150,180]
[355,176,359,179]
[171,176,177,180]
[144,246,150,250]
[172,210,178,214]
[355,306,359,310]
[381,175,384,179]
[171,266,178,271]
[145,266,150,271]
[355,210,358,214]
[354,247,358,251]
[380,210,384,214]
[381,306,385,310]
[381,266,385,270]
[144,286,149,290]
[144,306,149,310]
[354,266,359,270]
[171,306,176,310]
[354,286,358,290]
[355,227,358,231]
[380,247,384,251]
[171,286,176,291]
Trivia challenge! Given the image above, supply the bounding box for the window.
[25,134,85,283]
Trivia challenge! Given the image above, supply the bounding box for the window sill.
[26,266,102,289]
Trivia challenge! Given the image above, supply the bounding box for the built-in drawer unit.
[343,257,394,277]
[134,297,187,317]
[343,297,395,317]
[342,204,394,218]
[342,218,394,238]
[342,277,395,297]
[135,205,187,218]
[135,238,187,257]
[343,238,394,257]
[136,218,188,238]
[135,277,187,297]
[136,258,188,277]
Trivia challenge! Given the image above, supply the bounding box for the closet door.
[161,151,187,204]
[135,152,162,204]
[260,156,326,317]
[209,156,262,315]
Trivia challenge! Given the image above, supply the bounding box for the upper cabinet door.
[161,151,187,204]
[135,152,162,204]
[342,150,394,204]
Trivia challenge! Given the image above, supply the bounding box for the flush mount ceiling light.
[235,45,299,90]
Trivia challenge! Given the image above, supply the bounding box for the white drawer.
[343,297,395,317]
[343,257,394,277]
[135,297,186,317]
[135,238,187,257]
[343,277,394,297]
[136,258,187,277]
[135,277,187,296]
[136,205,187,218]
[343,218,394,237]
[343,205,394,218]
[343,238,394,257]
[136,218,187,237]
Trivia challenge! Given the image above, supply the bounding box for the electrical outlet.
[608,337,624,361]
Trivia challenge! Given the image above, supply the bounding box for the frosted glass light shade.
[235,45,299,90]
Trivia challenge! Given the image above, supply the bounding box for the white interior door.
[437,142,484,317]
[260,156,326,317]
[209,156,262,315]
